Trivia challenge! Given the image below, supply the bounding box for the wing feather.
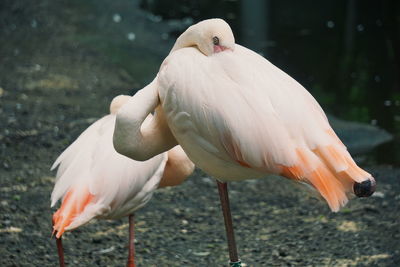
[159,45,332,171]
[158,45,373,211]
[51,114,167,235]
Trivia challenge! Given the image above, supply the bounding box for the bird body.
[114,19,375,212]
[51,96,194,238]
[157,44,373,212]
[112,18,376,265]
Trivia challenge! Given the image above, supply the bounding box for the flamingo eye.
[212,36,219,45]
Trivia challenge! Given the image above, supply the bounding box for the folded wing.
[51,113,167,238]
[158,45,373,211]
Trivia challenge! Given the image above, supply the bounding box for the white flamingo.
[113,19,376,266]
[51,95,194,267]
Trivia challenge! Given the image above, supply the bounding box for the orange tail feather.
[307,166,348,211]
[53,186,94,238]
[280,148,351,211]
[281,143,375,211]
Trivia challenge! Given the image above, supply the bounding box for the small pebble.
[127,32,136,41]
[372,191,385,198]
[192,251,210,256]
[113,14,121,23]
[326,21,335,28]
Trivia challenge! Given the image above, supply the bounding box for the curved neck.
[158,146,195,188]
[113,79,177,161]
[170,25,197,54]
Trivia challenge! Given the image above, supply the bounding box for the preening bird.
[113,19,376,265]
[51,95,194,267]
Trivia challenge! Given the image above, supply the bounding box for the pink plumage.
[51,96,194,238]
[114,19,375,212]
[158,44,374,211]
[112,19,377,265]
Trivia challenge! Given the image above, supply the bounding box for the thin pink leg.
[217,180,242,266]
[55,235,65,267]
[127,214,136,267]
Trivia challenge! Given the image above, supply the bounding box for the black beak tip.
[353,179,376,197]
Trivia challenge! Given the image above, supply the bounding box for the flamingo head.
[196,18,235,55]
[171,18,235,56]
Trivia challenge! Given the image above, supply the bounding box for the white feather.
[158,44,344,181]
[51,114,168,230]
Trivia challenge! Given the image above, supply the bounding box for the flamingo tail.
[52,186,94,238]
[281,146,375,212]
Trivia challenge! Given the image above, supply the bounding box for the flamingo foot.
[230,260,243,267]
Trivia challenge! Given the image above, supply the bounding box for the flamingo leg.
[55,235,65,267]
[127,214,136,267]
[216,180,242,267]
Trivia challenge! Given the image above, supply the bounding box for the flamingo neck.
[170,27,197,54]
[113,79,177,161]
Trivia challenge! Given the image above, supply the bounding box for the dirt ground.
[1,0,399,266]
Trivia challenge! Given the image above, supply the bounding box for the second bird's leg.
[53,219,65,267]
[127,214,136,267]
[55,234,65,267]
[216,180,242,267]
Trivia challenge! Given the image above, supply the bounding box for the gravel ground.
[1,0,399,266]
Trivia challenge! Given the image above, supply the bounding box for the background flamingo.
[51,95,194,266]
[113,19,376,266]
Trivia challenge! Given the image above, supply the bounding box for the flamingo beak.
[214,45,230,53]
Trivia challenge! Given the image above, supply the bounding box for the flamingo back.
[157,45,375,211]
[51,114,167,238]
